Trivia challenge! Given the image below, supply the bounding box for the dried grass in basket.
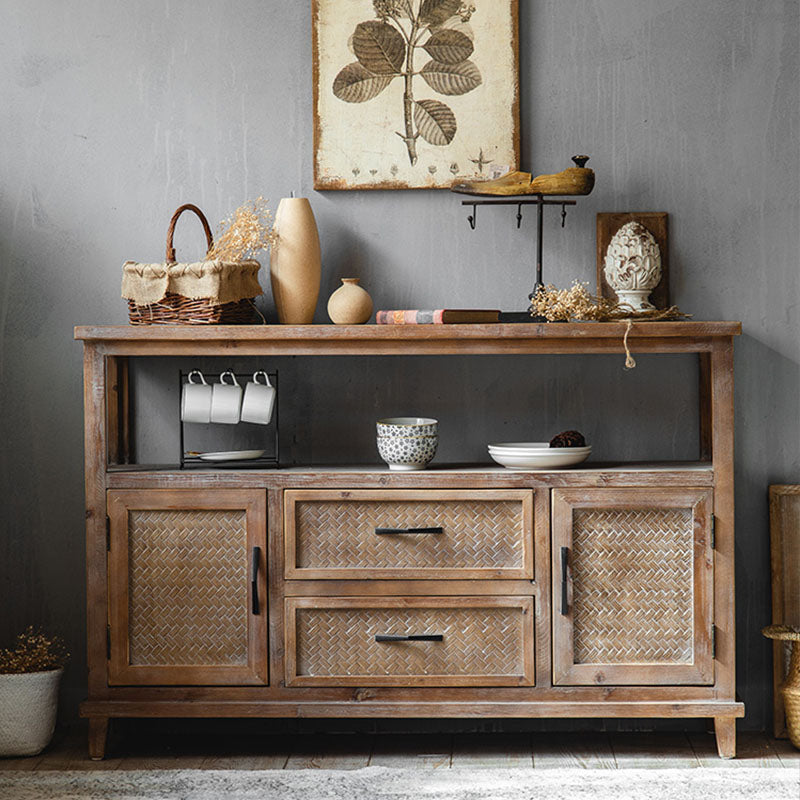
[122,204,263,325]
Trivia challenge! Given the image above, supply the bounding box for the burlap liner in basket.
[122,204,264,325]
[122,259,262,306]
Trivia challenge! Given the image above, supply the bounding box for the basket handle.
[165,204,214,264]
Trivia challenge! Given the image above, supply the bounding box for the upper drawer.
[284,489,534,579]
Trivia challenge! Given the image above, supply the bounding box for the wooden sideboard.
[75,322,744,759]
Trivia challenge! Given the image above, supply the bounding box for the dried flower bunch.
[206,197,277,263]
[531,281,687,323]
[531,282,616,322]
[0,627,70,674]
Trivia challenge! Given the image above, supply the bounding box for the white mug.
[210,371,243,424]
[241,371,276,425]
[181,371,212,424]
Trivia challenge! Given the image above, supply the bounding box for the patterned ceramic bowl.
[376,417,438,438]
[377,434,438,471]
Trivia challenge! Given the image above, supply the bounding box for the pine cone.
[549,430,586,448]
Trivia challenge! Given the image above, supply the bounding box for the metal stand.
[461,195,577,322]
[179,370,280,469]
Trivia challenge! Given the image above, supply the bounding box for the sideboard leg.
[88,717,110,761]
[714,716,736,759]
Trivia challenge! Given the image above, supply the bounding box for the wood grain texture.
[79,699,744,719]
[107,466,716,490]
[714,717,737,759]
[769,484,800,738]
[532,732,615,769]
[75,322,742,342]
[610,732,700,769]
[710,341,736,704]
[74,323,742,359]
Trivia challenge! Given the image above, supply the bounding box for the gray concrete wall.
[1,0,798,732]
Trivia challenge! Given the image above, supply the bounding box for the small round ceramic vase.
[603,221,662,311]
[327,278,373,325]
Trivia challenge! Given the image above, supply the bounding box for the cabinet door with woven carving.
[552,488,713,686]
[107,489,267,686]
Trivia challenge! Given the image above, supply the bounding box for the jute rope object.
[122,204,263,325]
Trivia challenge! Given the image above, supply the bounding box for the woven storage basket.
[122,204,263,325]
[763,625,800,749]
[0,668,63,756]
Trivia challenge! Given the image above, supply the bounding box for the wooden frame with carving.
[597,212,670,309]
[312,0,520,191]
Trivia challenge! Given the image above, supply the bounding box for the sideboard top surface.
[74,322,741,356]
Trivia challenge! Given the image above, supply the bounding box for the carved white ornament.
[603,221,662,311]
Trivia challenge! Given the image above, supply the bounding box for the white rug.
[0,767,796,800]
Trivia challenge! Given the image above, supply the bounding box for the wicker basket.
[122,204,262,325]
[763,624,800,749]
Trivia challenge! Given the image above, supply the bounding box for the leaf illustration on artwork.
[420,60,482,95]
[419,0,462,27]
[414,99,457,145]
[352,21,406,74]
[332,1,482,167]
[333,64,394,102]
[422,29,473,63]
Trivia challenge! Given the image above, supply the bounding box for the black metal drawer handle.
[375,634,444,643]
[375,527,444,535]
[561,546,569,616]
[251,546,261,615]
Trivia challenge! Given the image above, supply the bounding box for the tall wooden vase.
[270,198,321,324]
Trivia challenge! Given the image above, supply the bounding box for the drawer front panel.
[286,597,535,686]
[285,490,534,579]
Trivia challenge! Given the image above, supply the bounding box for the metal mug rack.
[179,370,280,469]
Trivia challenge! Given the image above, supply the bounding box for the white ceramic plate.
[196,450,266,462]
[488,447,591,469]
[488,442,590,452]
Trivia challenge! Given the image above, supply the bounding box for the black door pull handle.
[251,546,261,615]
[375,527,444,535]
[375,634,444,642]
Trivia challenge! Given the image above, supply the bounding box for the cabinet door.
[107,489,267,686]
[552,488,713,686]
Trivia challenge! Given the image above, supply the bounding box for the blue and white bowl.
[376,417,438,438]
[377,434,438,471]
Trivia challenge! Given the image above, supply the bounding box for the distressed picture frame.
[313,0,520,191]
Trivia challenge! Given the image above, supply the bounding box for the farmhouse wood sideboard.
[75,322,744,759]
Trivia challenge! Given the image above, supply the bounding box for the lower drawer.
[285,596,535,687]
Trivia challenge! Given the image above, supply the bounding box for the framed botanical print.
[313,0,520,190]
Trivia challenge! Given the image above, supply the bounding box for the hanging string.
[623,319,637,370]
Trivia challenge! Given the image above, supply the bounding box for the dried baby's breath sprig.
[0,627,70,674]
[531,281,615,321]
[531,281,688,323]
[206,197,277,262]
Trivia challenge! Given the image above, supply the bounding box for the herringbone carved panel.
[295,606,526,678]
[128,510,249,667]
[571,508,694,665]
[294,500,525,570]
